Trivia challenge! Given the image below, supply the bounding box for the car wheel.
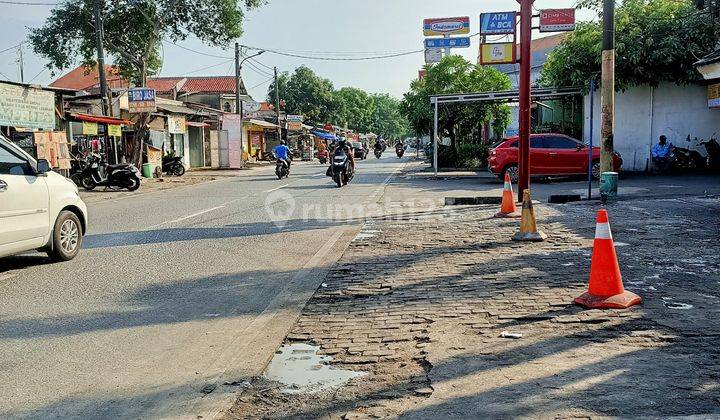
[592,161,601,180]
[48,211,83,262]
[502,165,519,184]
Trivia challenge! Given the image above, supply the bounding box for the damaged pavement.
[222,167,720,419]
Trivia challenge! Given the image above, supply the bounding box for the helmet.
[280,140,286,145]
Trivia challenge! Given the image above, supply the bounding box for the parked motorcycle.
[80,154,141,191]
[395,144,405,158]
[671,144,706,171]
[699,136,720,171]
[331,148,354,187]
[162,155,185,176]
[317,149,329,165]
[275,158,290,179]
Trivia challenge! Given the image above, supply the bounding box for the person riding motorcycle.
[273,140,291,170]
[327,137,355,176]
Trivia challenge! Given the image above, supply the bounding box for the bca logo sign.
[480,12,517,35]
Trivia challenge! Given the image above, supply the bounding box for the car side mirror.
[576,144,585,151]
[36,159,51,175]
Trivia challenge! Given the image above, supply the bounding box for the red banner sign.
[539,9,575,32]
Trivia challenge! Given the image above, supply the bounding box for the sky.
[0,0,596,102]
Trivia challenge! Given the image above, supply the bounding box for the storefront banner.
[108,124,122,137]
[709,83,720,109]
[222,114,243,168]
[83,121,99,135]
[128,88,157,113]
[168,116,187,134]
[0,82,55,130]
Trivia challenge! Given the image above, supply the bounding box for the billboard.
[0,82,55,130]
[425,37,471,49]
[423,17,470,36]
[425,48,443,64]
[128,88,157,113]
[539,9,576,32]
[479,12,517,35]
[709,83,720,109]
[479,43,516,65]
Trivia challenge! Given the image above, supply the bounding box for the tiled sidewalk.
[227,192,720,419]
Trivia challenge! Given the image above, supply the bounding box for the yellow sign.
[709,83,720,109]
[108,124,122,137]
[168,116,187,134]
[83,121,98,135]
[479,42,516,65]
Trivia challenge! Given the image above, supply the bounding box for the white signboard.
[168,116,187,134]
[222,114,244,168]
[0,82,55,130]
[243,100,261,113]
[425,48,443,64]
[287,114,303,123]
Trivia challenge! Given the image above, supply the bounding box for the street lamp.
[234,44,264,164]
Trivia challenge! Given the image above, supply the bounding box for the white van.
[0,134,88,261]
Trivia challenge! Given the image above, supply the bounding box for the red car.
[488,134,622,182]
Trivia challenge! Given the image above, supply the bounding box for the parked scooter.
[317,149,329,165]
[672,136,706,171]
[80,153,142,191]
[395,144,405,158]
[162,154,185,176]
[331,147,354,187]
[699,136,720,171]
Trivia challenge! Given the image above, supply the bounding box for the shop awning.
[69,113,133,125]
[247,119,279,129]
[187,121,210,128]
[156,103,210,116]
[310,130,337,141]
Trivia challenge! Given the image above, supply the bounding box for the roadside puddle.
[263,343,367,394]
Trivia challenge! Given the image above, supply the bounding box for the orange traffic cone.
[495,174,521,218]
[511,189,547,242]
[574,209,642,309]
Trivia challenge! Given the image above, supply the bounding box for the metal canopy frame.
[429,86,584,176]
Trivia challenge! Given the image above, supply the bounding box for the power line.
[0,42,24,55]
[27,66,46,83]
[241,44,424,61]
[248,75,274,90]
[185,58,234,75]
[0,0,57,4]
[166,41,232,59]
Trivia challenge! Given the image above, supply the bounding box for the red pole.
[517,0,533,202]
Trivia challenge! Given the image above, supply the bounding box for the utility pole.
[600,0,615,175]
[235,43,241,116]
[517,0,533,202]
[18,45,24,83]
[94,0,109,116]
[274,66,282,145]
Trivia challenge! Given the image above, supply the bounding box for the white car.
[0,134,87,261]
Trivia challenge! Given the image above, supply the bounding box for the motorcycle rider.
[327,137,355,176]
[273,140,291,171]
[651,135,672,173]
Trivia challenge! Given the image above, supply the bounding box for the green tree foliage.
[268,66,411,140]
[540,0,719,90]
[29,0,264,84]
[268,66,336,124]
[400,55,512,148]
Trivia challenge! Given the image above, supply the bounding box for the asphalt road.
[0,153,409,419]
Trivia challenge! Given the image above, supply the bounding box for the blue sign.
[424,37,471,49]
[480,12,517,35]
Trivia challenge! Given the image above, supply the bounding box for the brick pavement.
[226,187,720,419]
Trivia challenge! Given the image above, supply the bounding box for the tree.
[400,55,512,148]
[367,94,410,140]
[332,87,374,132]
[30,0,267,165]
[540,0,719,91]
[267,65,337,124]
